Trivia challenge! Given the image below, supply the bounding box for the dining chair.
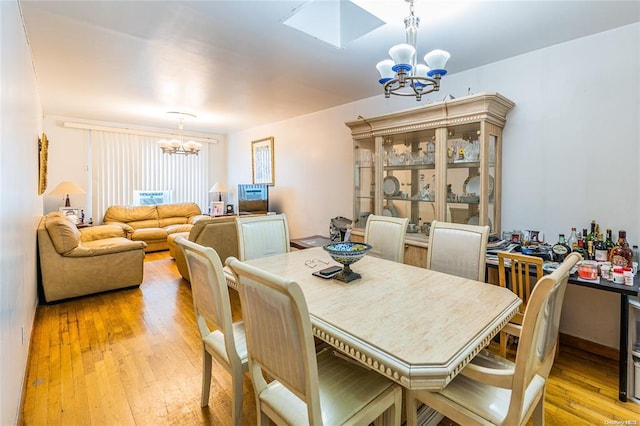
[236,213,290,261]
[226,256,403,426]
[425,220,490,281]
[406,252,581,426]
[177,238,248,426]
[497,251,544,358]
[364,214,409,263]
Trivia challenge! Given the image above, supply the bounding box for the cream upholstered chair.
[425,220,490,282]
[364,215,409,263]
[497,251,544,358]
[236,214,290,261]
[178,238,248,425]
[226,257,403,426]
[406,252,581,426]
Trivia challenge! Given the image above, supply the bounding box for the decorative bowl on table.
[323,242,372,283]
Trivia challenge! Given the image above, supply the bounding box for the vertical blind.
[91,130,210,223]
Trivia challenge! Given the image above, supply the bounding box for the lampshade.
[49,180,86,207]
[49,181,86,196]
[209,182,227,193]
[376,60,395,84]
[424,49,451,76]
[389,43,416,72]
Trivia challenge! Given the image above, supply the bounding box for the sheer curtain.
[91,130,210,223]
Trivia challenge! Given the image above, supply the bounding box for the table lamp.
[49,180,86,207]
[209,182,227,202]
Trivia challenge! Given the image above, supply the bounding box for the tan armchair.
[37,213,147,302]
[173,216,239,282]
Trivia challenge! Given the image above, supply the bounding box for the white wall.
[0,1,44,423]
[227,23,639,349]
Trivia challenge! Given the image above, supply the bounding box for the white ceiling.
[20,0,640,134]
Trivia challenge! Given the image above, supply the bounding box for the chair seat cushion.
[259,349,396,425]
[203,321,248,365]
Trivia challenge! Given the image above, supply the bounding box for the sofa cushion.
[79,224,126,242]
[157,202,201,220]
[131,227,167,241]
[104,205,159,228]
[45,216,80,254]
[65,237,147,257]
[164,223,193,234]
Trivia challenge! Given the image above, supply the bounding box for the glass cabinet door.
[444,123,483,228]
[382,129,436,236]
[354,137,376,229]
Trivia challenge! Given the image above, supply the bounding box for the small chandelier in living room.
[158,112,202,156]
[376,0,450,101]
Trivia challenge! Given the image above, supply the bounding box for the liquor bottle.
[594,233,609,262]
[552,234,570,262]
[633,245,640,265]
[586,220,596,245]
[605,228,616,250]
[610,230,633,267]
[574,237,588,258]
[567,227,578,251]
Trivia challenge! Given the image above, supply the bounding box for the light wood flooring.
[20,251,640,425]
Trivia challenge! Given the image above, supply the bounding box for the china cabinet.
[346,92,514,265]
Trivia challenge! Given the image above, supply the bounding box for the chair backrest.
[505,252,580,424]
[236,214,290,261]
[178,238,243,371]
[226,257,322,424]
[498,251,544,322]
[364,215,409,263]
[425,220,489,281]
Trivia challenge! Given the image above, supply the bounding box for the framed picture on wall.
[251,136,274,185]
[38,133,49,195]
[211,202,224,217]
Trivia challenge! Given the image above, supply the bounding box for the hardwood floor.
[20,252,640,425]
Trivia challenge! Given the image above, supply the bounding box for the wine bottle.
[567,227,578,251]
[552,234,570,262]
[610,230,633,267]
[605,228,616,250]
[594,233,609,262]
[574,237,588,258]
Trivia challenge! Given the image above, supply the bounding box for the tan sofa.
[170,216,239,282]
[103,202,208,252]
[37,212,147,303]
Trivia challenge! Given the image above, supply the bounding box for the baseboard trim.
[560,332,619,361]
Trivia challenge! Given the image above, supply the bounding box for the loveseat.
[37,212,147,302]
[103,202,208,252]
[170,215,239,282]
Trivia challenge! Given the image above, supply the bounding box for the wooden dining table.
[226,246,521,391]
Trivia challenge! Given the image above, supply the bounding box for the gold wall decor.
[38,133,49,195]
[251,136,274,185]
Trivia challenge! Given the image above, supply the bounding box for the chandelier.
[158,112,202,156]
[376,0,450,101]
